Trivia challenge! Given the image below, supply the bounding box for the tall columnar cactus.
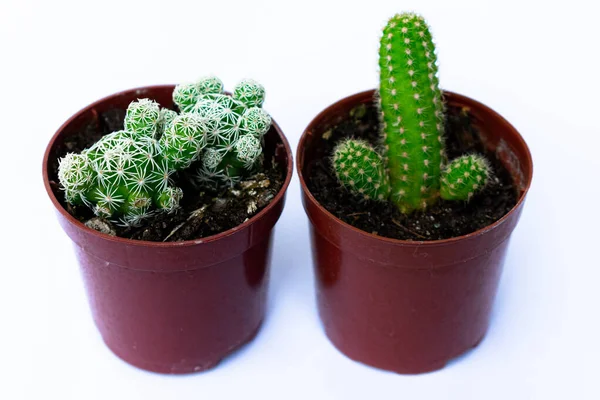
[58,76,271,226]
[172,77,271,187]
[379,12,445,213]
[332,12,491,212]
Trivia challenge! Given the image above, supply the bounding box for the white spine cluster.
[235,135,262,168]
[241,107,272,137]
[57,153,92,204]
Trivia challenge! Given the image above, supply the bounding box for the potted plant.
[42,77,293,373]
[297,12,533,374]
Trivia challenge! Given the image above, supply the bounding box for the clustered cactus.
[333,12,491,213]
[58,77,271,226]
[173,78,271,187]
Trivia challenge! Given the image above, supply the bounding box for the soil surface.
[306,100,518,241]
[48,108,284,242]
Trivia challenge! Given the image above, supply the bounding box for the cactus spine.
[332,12,491,212]
[379,12,445,213]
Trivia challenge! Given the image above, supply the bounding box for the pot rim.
[297,88,533,247]
[42,84,293,248]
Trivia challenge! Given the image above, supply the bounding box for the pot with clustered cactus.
[43,77,292,374]
[297,13,532,374]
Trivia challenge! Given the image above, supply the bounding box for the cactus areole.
[332,12,491,214]
[57,77,272,227]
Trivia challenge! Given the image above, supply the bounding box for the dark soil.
[306,100,518,241]
[48,108,284,242]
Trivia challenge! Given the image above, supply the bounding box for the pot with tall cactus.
[43,77,293,373]
[298,12,532,374]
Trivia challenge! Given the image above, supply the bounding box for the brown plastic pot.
[43,85,293,374]
[298,89,533,374]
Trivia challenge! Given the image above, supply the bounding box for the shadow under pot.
[297,89,533,374]
[42,85,293,374]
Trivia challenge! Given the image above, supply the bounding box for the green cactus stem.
[197,76,224,94]
[233,79,266,108]
[188,79,271,188]
[124,99,160,137]
[241,107,271,137]
[173,76,224,112]
[379,12,445,213]
[333,139,391,201]
[58,102,207,226]
[159,113,207,170]
[440,154,490,201]
[57,153,93,205]
[157,108,177,136]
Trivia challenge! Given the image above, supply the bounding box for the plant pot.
[297,89,533,374]
[43,85,293,374]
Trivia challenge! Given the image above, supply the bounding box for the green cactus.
[241,107,272,137]
[197,76,224,94]
[172,76,224,113]
[440,154,491,201]
[58,76,271,225]
[124,99,161,136]
[159,113,207,170]
[233,79,266,108]
[58,102,206,226]
[332,12,491,213]
[58,153,93,205]
[172,83,201,113]
[183,78,271,188]
[379,12,445,213]
[333,139,390,201]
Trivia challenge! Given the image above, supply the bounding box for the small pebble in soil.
[85,218,116,236]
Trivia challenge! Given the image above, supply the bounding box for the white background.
[1,0,598,398]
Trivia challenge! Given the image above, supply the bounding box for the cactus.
[124,99,161,136]
[379,12,445,213]
[440,154,490,201]
[180,78,271,188]
[159,113,208,170]
[332,12,491,213]
[172,76,224,113]
[233,79,266,108]
[333,139,391,201]
[58,76,271,226]
[172,83,201,113]
[58,103,207,226]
